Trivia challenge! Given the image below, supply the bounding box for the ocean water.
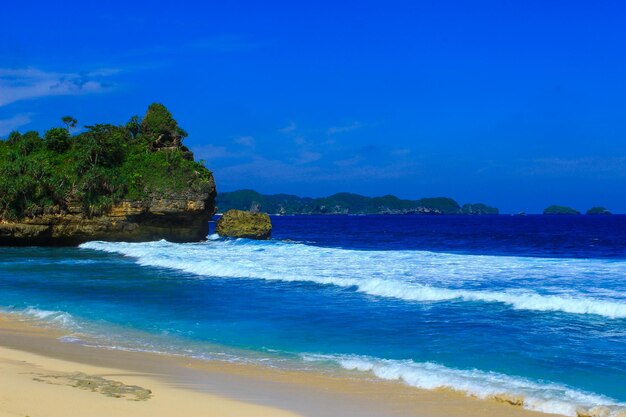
[1,215,625,416]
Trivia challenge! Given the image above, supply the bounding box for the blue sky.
[1,1,625,213]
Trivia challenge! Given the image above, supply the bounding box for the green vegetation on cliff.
[543,205,580,215]
[0,103,213,220]
[217,190,498,215]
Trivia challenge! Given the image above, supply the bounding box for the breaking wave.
[302,354,626,417]
[80,239,626,319]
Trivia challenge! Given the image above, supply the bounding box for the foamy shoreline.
[0,314,556,417]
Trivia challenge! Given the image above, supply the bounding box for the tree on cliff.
[0,104,212,220]
[61,116,78,130]
[44,127,71,153]
[140,103,188,150]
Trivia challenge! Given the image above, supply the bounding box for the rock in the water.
[492,393,524,406]
[216,209,272,240]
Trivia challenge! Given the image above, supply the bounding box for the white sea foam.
[80,239,626,319]
[16,307,79,328]
[302,354,626,417]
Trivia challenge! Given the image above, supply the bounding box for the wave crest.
[80,239,626,319]
[302,354,626,417]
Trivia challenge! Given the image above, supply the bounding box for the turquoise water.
[0,215,625,416]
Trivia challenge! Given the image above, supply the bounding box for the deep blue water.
[269,214,626,258]
[0,215,624,416]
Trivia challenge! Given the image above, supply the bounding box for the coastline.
[0,314,557,417]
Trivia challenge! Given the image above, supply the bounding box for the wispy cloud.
[390,148,411,156]
[333,155,363,167]
[293,135,307,145]
[0,113,32,136]
[217,155,419,184]
[119,35,257,61]
[0,67,116,107]
[297,150,322,164]
[234,135,255,147]
[327,122,362,135]
[518,156,626,178]
[192,144,239,161]
[279,121,297,134]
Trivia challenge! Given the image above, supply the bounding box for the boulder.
[492,394,524,407]
[215,209,272,240]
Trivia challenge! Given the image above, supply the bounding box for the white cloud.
[0,67,115,107]
[0,113,32,136]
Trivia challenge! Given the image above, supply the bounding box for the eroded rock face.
[215,209,272,240]
[0,179,216,246]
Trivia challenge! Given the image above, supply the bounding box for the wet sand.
[0,314,558,417]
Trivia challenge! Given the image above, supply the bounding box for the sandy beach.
[0,314,558,417]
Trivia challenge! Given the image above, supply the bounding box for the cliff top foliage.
[0,103,213,220]
[217,189,499,215]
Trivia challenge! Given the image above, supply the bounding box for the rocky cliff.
[0,103,216,246]
[0,185,216,246]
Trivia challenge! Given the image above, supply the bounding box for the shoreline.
[0,314,557,417]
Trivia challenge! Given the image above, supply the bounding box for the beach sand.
[0,315,558,417]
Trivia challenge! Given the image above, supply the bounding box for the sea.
[1,215,625,416]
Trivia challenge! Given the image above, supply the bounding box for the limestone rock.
[0,181,216,246]
[215,209,272,240]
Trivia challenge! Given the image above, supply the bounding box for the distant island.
[586,206,612,215]
[543,205,612,215]
[543,205,581,215]
[217,190,499,215]
[0,103,217,245]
